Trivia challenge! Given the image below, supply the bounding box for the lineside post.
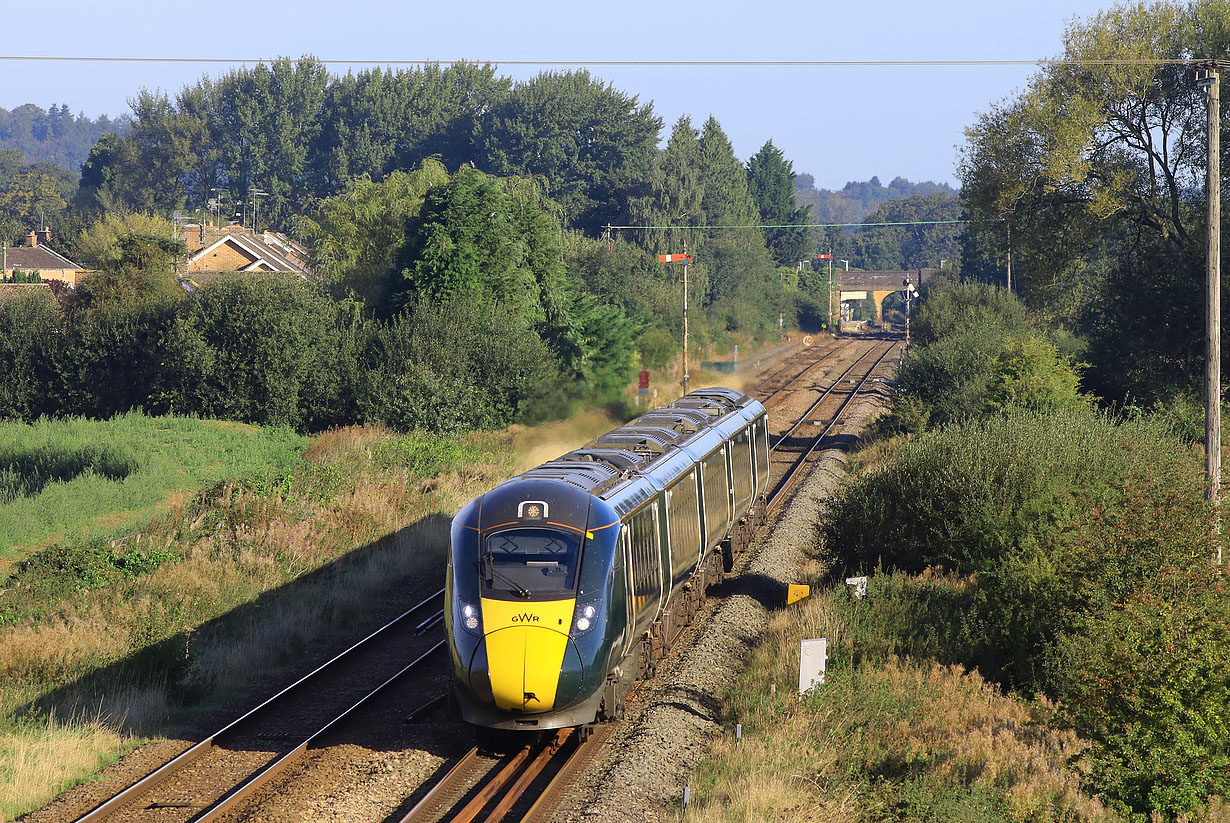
[1198,60,1223,561]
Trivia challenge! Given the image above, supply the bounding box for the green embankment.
[0,413,304,566]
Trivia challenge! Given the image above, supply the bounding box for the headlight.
[572,602,598,635]
[459,601,482,636]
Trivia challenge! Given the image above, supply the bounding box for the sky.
[1,0,1117,191]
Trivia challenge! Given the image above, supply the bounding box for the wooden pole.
[1006,223,1012,292]
[1200,62,1223,561]
[682,239,689,391]
[827,251,833,332]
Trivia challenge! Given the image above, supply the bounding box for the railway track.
[69,590,447,823]
[392,335,899,823]
[766,337,898,507]
[66,334,896,823]
[396,725,615,823]
[754,338,845,404]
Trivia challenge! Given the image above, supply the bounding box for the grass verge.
[0,413,303,570]
[687,572,1118,822]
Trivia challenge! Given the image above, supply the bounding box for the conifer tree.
[746,139,815,266]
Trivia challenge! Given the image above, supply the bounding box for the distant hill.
[0,104,130,174]
[794,174,957,225]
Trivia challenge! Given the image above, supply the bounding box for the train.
[444,387,770,734]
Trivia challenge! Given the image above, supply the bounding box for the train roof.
[458,387,765,534]
[508,387,763,502]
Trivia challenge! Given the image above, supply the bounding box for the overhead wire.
[604,220,968,230]
[0,56,1217,67]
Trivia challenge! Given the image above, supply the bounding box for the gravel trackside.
[555,379,890,823]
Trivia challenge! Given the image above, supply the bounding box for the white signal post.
[658,245,694,388]
[818,251,834,331]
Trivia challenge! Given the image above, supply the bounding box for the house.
[181,224,313,284]
[1,229,89,287]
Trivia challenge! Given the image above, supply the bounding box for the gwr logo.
[511,613,540,623]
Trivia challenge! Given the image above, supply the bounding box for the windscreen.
[483,529,581,598]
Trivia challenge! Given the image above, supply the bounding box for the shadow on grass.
[0,443,138,501]
[17,511,454,756]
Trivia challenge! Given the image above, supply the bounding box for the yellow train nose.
[478,598,577,713]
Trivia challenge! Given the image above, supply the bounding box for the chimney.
[183,224,203,251]
[35,226,51,246]
[25,231,37,247]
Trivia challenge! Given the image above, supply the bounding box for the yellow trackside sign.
[787,584,810,605]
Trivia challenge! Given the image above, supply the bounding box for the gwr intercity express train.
[445,387,769,732]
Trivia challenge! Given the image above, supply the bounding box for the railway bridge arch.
[836,268,937,323]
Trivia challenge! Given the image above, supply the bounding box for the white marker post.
[798,638,827,697]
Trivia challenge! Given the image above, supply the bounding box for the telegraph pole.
[1198,60,1223,560]
[828,250,834,331]
[682,239,690,390]
[658,247,693,391]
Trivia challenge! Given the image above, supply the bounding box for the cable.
[604,219,968,230]
[0,56,1216,67]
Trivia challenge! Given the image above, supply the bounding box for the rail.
[767,338,897,508]
[72,588,447,823]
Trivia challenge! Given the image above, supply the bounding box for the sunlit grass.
[0,713,134,821]
[687,576,1120,823]
[0,413,304,566]
[0,420,512,819]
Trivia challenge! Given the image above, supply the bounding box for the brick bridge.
[836,268,937,323]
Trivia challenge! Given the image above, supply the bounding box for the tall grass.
[0,413,303,566]
[687,576,1120,823]
[0,420,511,819]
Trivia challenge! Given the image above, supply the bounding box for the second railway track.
[71,590,448,823]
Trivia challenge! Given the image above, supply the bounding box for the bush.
[911,277,1029,348]
[360,298,563,434]
[821,408,1213,684]
[0,292,63,420]
[824,405,1228,818]
[897,326,1014,425]
[1048,564,1230,819]
[155,276,347,430]
[984,334,1085,415]
[893,278,1080,428]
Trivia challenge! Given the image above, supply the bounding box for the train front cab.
[446,480,627,731]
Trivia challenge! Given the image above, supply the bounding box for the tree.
[76,234,186,308]
[697,117,775,308]
[0,103,130,171]
[0,170,67,221]
[75,212,175,270]
[389,168,540,314]
[958,0,1227,403]
[698,117,758,228]
[746,139,816,266]
[628,116,708,258]
[476,70,662,231]
[294,160,450,309]
[847,192,961,271]
[312,63,509,191]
